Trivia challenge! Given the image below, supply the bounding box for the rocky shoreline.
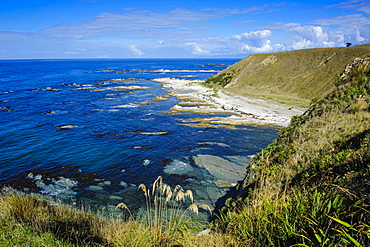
[153,78,305,127]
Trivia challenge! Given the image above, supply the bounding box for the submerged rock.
[97,70,115,73]
[140,131,169,136]
[43,87,60,92]
[192,154,246,182]
[213,179,237,188]
[87,185,104,191]
[143,159,150,166]
[32,176,78,199]
[57,124,75,131]
[120,181,128,187]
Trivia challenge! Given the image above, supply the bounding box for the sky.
[0,0,369,59]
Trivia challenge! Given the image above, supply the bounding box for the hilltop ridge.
[205,45,370,107]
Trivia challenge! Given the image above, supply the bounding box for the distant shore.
[153,78,305,127]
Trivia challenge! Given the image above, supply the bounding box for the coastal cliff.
[214,53,370,246]
[205,44,370,107]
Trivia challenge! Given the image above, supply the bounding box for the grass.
[215,56,370,246]
[0,220,71,247]
[113,176,210,245]
[0,188,107,246]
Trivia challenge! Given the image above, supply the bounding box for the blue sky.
[1,0,369,59]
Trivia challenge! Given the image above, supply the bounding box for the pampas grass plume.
[175,189,185,202]
[184,190,194,203]
[187,204,199,214]
[138,184,148,197]
[199,204,212,215]
[116,202,129,210]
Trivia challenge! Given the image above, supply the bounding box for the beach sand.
[153,78,306,127]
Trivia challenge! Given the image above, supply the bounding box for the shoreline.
[153,78,306,127]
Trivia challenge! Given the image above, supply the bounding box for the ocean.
[0,59,278,218]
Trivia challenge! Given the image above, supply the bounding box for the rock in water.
[57,124,75,131]
[192,154,246,182]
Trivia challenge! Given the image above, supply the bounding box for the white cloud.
[313,14,370,44]
[259,20,366,49]
[226,30,275,53]
[290,38,312,50]
[231,30,272,41]
[130,45,144,56]
[185,43,209,55]
[254,40,274,52]
[184,30,278,56]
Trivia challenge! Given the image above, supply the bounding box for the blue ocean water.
[0,59,278,215]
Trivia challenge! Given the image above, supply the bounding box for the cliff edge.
[213,53,370,246]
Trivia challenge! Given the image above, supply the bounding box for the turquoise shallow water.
[0,59,279,218]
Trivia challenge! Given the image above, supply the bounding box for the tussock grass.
[215,57,370,246]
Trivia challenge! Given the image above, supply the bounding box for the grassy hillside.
[204,45,370,107]
[214,56,370,246]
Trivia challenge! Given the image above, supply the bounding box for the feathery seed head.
[152,176,163,195]
[138,184,148,197]
[175,190,185,202]
[165,190,173,202]
[184,190,194,203]
[187,204,199,214]
[162,184,172,198]
[174,185,183,194]
[116,202,129,210]
[199,204,212,214]
[162,184,171,195]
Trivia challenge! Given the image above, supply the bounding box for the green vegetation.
[0,189,108,246]
[1,49,369,246]
[215,57,370,246]
[204,70,239,87]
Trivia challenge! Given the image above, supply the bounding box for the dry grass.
[206,45,370,107]
[114,176,214,245]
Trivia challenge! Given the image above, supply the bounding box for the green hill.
[214,54,370,246]
[205,45,370,107]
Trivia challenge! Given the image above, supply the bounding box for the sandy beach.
[153,78,306,127]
